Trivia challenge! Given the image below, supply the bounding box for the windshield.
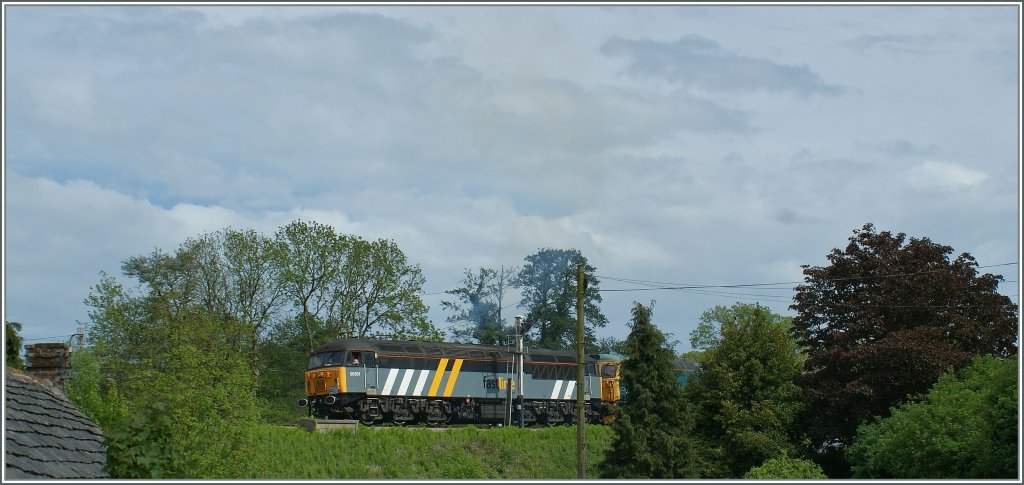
[307,351,343,370]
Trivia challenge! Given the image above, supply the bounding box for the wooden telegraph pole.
[575,262,586,479]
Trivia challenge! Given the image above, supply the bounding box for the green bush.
[847,355,1018,479]
[744,457,827,479]
[104,402,184,479]
[65,345,129,430]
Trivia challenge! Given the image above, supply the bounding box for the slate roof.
[4,368,108,479]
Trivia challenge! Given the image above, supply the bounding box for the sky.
[3,3,1021,354]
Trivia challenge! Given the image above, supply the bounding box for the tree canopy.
[847,355,1018,479]
[81,270,261,478]
[513,248,607,351]
[744,457,828,479]
[685,303,806,478]
[5,320,25,370]
[790,223,1018,472]
[599,303,697,479]
[442,266,516,345]
[275,220,440,348]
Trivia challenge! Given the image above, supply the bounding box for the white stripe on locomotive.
[382,368,400,395]
[412,369,430,396]
[550,380,564,400]
[562,380,575,400]
[396,369,414,395]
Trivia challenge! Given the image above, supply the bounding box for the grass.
[236,423,615,479]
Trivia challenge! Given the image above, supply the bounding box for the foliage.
[513,248,607,351]
[104,402,184,479]
[5,320,25,370]
[689,307,726,351]
[678,350,705,362]
[65,345,129,431]
[847,355,1018,479]
[685,303,806,478]
[442,266,516,345]
[744,456,827,479]
[790,223,1018,460]
[254,325,313,424]
[599,303,698,479]
[231,424,613,479]
[276,220,440,348]
[593,336,627,355]
[85,264,262,477]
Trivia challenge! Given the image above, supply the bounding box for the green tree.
[343,238,439,341]
[689,307,725,351]
[790,224,1018,475]
[276,220,349,351]
[85,259,261,477]
[513,248,607,350]
[599,303,697,479]
[744,457,827,479]
[685,303,806,478]
[593,336,628,355]
[443,266,516,345]
[222,228,288,376]
[276,221,440,347]
[847,355,1018,479]
[65,345,129,430]
[5,320,25,370]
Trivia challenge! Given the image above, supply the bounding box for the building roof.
[4,368,108,479]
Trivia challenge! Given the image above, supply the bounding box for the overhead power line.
[596,262,1019,294]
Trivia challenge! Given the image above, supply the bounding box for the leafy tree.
[443,266,516,345]
[685,303,806,478]
[103,402,184,479]
[343,238,439,341]
[847,355,1018,479]
[593,336,627,355]
[689,307,725,351]
[513,248,607,350]
[276,220,349,350]
[599,303,698,479]
[65,345,129,431]
[276,221,440,347]
[222,228,288,375]
[254,320,313,423]
[790,223,1018,472]
[5,320,25,370]
[85,262,261,478]
[744,457,827,479]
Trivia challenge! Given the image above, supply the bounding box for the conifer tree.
[599,302,698,479]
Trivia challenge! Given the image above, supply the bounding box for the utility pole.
[515,315,525,428]
[575,262,586,479]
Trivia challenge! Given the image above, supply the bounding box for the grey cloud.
[7,8,755,220]
[857,139,941,159]
[844,34,938,54]
[601,34,843,96]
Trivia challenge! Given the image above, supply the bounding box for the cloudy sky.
[3,4,1020,353]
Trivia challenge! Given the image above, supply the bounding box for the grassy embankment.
[240,423,615,479]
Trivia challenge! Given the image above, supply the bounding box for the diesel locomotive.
[298,338,622,426]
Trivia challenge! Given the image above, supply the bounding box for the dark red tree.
[790,224,1017,473]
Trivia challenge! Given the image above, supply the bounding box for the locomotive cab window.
[601,364,618,378]
[308,351,342,370]
[347,351,364,366]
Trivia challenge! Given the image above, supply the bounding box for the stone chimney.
[25,342,71,390]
